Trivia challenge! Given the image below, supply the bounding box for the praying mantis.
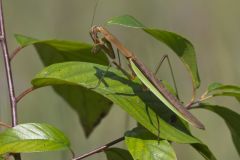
[89,25,205,130]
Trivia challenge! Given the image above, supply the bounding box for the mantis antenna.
[91,0,100,27]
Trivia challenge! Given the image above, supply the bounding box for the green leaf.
[14,35,111,137]
[15,34,38,47]
[207,82,240,93]
[107,15,145,28]
[237,97,240,103]
[105,148,133,160]
[32,61,200,144]
[125,127,216,160]
[125,126,157,140]
[199,103,240,157]
[212,92,240,98]
[107,15,200,89]
[125,127,177,160]
[14,34,109,66]
[191,143,217,160]
[144,29,200,89]
[0,123,70,154]
[207,82,223,92]
[53,85,112,136]
[129,58,204,129]
[208,82,240,93]
[206,82,240,99]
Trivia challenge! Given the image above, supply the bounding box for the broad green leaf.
[126,139,176,160]
[15,35,111,137]
[206,82,240,99]
[107,15,200,89]
[129,59,204,129]
[53,85,112,136]
[14,34,108,66]
[105,148,133,160]
[125,127,216,160]
[143,29,200,89]
[0,123,70,154]
[125,126,157,140]
[125,127,177,160]
[107,15,145,28]
[212,92,240,98]
[207,82,240,93]
[191,144,217,160]
[237,97,240,103]
[32,61,200,144]
[198,103,240,156]
[15,34,38,47]
[207,82,223,92]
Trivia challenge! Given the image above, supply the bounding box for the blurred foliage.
[1,0,239,160]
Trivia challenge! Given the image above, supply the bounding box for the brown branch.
[186,95,213,109]
[9,46,23,61]
[16,86,35,103]
[73,137,124,160]
[0,1,21,159]
[0,121,11,128]
[0,0,17,127]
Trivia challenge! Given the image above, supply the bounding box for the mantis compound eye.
[89,26,100,43]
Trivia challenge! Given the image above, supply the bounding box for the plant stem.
[0,1,21,159]
[186,95,213,109]
[0,121,11,128]
[16,86,35,103]
[10,46,23,61]
[73,137,124,160]
[0,0,18,127]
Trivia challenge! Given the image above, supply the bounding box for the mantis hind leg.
[154,54,179,99]
[154,55,180,139]
[155,54,196,108]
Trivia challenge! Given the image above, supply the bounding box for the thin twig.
[0,0,18,128]
[69,148,76,159]
[186,90,212,109]
[9,46,23,61]
[0,121,11,128]
[186,101,197,109]
[73,137,124,160]
[199,95,213,102]
[16,86,35,103]
[186,95,213,109]
[0,1,21,159]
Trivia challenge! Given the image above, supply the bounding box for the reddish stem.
[0,0,18,129]
[0,1,21,159]
[73,137,124,160]
[16,87,35,103]
[9,46,23,61]
[0,121,11,128]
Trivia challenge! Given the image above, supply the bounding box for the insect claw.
[91,44,101,54]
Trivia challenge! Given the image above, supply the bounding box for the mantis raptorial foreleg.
[91,39,133,88]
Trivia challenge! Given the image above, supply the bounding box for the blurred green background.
[0,0,239,160]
